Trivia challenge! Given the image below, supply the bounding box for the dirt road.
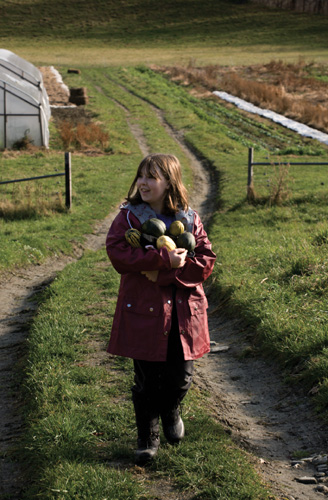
[0,67,327,500]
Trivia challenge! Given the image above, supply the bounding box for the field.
[1,1,328,499]
[1,0,328,66]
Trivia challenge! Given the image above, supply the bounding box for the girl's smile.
[136,165,169,214]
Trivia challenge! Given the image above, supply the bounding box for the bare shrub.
[267,163,293,206]
[59,121,75,150]
[58,120,109,151]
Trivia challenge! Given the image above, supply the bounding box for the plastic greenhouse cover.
[0,92,49,148]
[0,68,41,107]
[0,49,42,88]
[0,65,50,147]
[0,67,51,120]
[213,91,328,146]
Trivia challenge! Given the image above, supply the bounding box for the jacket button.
[163,331,168,336]
[127,303,132,308]
[149,307,154,312]
[178,299,182,304]
[167,300,171,304]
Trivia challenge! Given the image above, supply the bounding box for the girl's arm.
[156,212,216,289]
[106,210,172,274]
[141,248,187,282]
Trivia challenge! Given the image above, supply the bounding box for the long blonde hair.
[127,154,188,214]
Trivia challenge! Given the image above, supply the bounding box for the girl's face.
[136,165,169,214]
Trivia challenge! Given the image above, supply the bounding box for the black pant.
[132,299,194,414]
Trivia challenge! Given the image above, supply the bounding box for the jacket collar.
[121,202,195,232]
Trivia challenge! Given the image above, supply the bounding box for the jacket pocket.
[188,296,208,316]
[123,297,161,316]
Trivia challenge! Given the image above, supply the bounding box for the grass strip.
[98,66,328,413]
[21,250,274,500]
[0,66,194,274]
[3,63,328,411]
[0,152,139,272]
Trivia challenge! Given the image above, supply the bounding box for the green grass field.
[1,1,328,498]
[1,0,328,65]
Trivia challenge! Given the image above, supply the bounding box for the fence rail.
[247,147,328,198]
[0,152,72,209]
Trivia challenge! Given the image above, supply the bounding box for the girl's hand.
[169,248,188,269]
[141,270,159,282]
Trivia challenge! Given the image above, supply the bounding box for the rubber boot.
[133,395,160,464]
[161,404,185,445]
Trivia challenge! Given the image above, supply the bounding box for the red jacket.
[106,208,216,362]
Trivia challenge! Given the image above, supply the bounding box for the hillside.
[0,0,327,65]
[1,1,328,499]
[250,0,328,15]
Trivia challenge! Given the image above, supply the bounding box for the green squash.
[141,218,166,238]
[176,231,196,252]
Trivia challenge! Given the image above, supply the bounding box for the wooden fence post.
[65,152,72,209]
[247,147,254,189]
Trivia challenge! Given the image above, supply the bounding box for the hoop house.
[0,49,50,149]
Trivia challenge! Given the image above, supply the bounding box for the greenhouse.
[0,49,50,149]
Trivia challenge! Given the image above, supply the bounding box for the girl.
[106,153,216,464]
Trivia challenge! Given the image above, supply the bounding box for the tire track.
[0,214,118,499]
[102,80,328,500]
[1,70,327,500]
[96,75,217,225]
[0,78,212,498]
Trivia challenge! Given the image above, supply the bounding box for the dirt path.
[112,79,328,500]
[1,67,327,499]
[0,212,119,499]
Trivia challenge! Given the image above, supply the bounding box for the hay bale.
[69,87,89,106]
[70,87,87,97]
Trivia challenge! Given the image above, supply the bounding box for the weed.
[312,229,328,246]
[247,184,257,203]
[12,133,35,150]
[58,121,75,150]
[162,63,220,91]
[0,183,66,219]
[267,163,293,206]
[58,120,109,151]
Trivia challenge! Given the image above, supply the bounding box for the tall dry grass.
[58,120,109,151]
[220,72,328,132]
[162,63,220,91]
[0,183,66,219]
[267,163,293,206]
[160,60,328,133]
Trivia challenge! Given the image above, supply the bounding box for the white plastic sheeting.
[0,49,50,148]
[213,90,328,146]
